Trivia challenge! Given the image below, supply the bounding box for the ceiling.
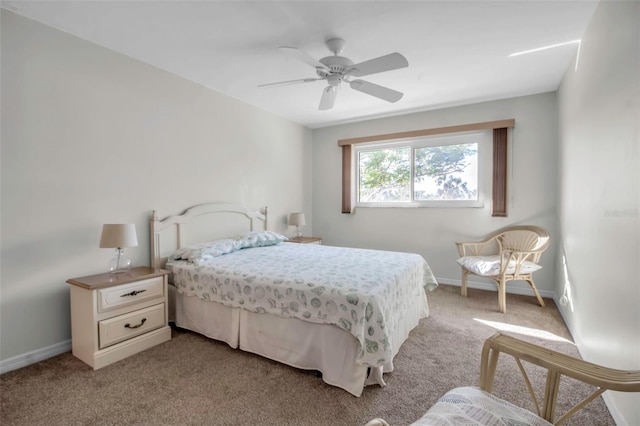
[2,0,599,129]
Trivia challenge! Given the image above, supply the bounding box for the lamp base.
[107,248,132,274]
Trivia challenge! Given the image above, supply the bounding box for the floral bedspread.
[169,242,438,367]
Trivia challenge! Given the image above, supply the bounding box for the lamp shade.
[288,213,306,227]
[99,224,138,248]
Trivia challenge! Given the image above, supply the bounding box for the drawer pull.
[124,318,147,329]
[120,289,147,297]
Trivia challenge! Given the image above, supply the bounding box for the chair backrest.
[498,226,550,253]
[456,225,551,260]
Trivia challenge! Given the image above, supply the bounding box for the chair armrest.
[497,249,543,274]
[456,231,503,257]
[480,332,640,424]
[456,241,491,257]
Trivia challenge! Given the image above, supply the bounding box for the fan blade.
[350,79,403,103]
[319,86,338,110]
[279,46,329,71]
[348,52,408,77]
[258,78,323,88]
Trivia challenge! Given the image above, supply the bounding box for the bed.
[150,202,438,396]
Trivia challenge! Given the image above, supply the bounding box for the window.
[355,132,486,207]
[339,119,514,215]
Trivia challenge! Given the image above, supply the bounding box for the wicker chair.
[365,333,640,426]
[455,225,550,313]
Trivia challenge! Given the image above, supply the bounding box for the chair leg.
[526,278,546,307]
[498,278,507,313]
[461,270,469,297]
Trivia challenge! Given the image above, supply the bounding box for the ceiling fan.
[259,38,409,111]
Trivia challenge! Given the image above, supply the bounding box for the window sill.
[355,202,485,209]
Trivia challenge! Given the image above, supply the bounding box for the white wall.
[312,93,558,296]
[557,0,639,424]
[0,11,312,364]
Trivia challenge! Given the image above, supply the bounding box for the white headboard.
[150,202,268,270]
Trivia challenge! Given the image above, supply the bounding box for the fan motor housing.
[317,56,354,78]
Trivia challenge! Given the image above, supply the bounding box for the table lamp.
[288,213,306,238]
[99,224,138,274]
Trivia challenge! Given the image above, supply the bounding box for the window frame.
[354,132,488,208]
[338,119,515,215]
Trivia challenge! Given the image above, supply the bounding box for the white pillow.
[456,255,542,276]
[169,238,242,264]
[235,230,288,248]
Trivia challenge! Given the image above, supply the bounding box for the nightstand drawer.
[98,303,165,349]
[97,276,164,313]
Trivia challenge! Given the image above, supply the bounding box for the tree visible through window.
[414,143,477,201]
[356,133,482,207]
[358,147,411,202]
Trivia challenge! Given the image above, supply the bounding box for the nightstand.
[288,236,322,245]
[67,266,171,369]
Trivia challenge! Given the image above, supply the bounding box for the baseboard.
[435,277,556,299]
[552,296,630,425]
[2,278,543,376]
[601,393,629,426]
[0,339,71,375]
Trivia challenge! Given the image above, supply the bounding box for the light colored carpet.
[1,285,613,425]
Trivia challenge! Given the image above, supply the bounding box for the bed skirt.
[169,285,427,396]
